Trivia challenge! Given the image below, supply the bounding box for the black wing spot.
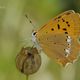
[66,36,68,37]
[66,39,67,41]
[68,24,70,27]
[66,21,69,24]
[58,16,61,19]
[51,28,54,31]
[66,21,70,27]
[62,18,65,22]
[65,32,68,34]
[63,28,67,31]
[57,24,60,29]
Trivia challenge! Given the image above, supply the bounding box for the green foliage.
[0,0,80,80]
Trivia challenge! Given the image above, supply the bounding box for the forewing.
[36,10,80,66]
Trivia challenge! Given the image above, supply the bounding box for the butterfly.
[16,47,41,75]
[32,10,80,66]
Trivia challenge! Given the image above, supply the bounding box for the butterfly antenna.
[25,14,35,29]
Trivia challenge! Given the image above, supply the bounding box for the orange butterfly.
[32,10,80,66]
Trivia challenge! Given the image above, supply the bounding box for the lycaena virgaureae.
[32,10,80,66]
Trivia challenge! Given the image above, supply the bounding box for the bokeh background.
[0,0,80,80]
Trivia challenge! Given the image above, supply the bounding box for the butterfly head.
[32,30,37,43]
[32,30,42,51]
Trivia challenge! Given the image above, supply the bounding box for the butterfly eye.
[32,31,37,36]
[16,47,41,75]
[32,31,38,43]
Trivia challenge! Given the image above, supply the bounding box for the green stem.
[26,75,29,80]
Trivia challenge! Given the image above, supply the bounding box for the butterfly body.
[32,10,80,66]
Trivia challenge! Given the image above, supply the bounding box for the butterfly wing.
[67,13,80,62]
[36,10,80,66]
[38,33,70,66]
[67,37,80,62]
[37,10,75,34]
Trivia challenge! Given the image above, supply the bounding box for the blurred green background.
[0,0,80,80]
